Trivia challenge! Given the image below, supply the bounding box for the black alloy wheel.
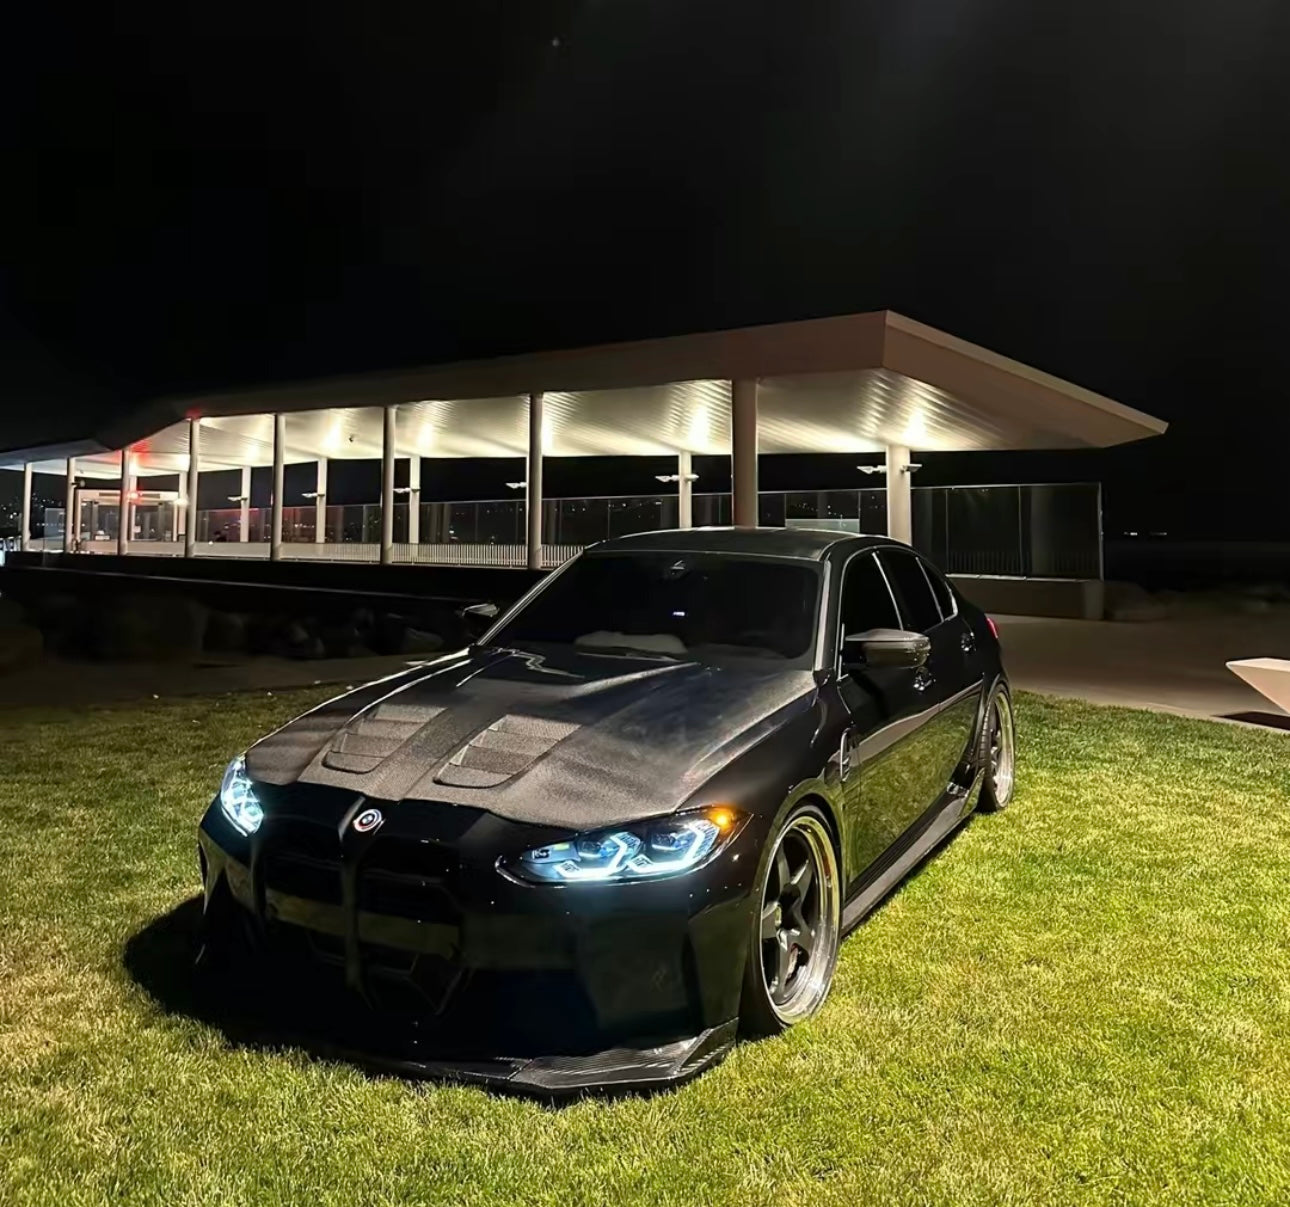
[741,804,841,1036]
[977,685,1016,812]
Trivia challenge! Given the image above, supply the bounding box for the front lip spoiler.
[275,1020,739,1099]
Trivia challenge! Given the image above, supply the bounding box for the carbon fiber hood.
[244,646,818,828]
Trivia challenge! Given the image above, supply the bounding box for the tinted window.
[878,551,942,633]
[488,552,820,663]
[839,552,900,634]
[922,560,956,619]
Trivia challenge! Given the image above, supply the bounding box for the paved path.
[996,613,1290,727]
[2,615,1286,729]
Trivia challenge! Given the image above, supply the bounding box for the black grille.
[357,837,460,922]
[263,823,343,905]
[264,851,342,905]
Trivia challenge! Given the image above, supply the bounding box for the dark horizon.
[4,1,1290,540]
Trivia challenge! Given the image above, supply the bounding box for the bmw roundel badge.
[352,807,384,834]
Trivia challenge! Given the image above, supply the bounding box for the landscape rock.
[205,611,248,652]
[400,626,444,656]
[0,624,44,672]
[91,594,209,661]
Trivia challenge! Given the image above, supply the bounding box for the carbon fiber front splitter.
[313,1019,739,1097]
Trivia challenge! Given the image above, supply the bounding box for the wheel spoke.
[790,854,814,901]
[772,932,793,997]
[760,899,780,940]
[773,845,790,894]
[794,923,815,959]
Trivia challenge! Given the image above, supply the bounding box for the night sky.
[4,1,1290,537]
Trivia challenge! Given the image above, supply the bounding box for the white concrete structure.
[1227,659,1290,714]
[0,311,1167,568]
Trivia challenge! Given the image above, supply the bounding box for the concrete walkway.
[996,613,1290,727]
[1,615,1286,729]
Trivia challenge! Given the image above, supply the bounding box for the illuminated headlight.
[507,807,743,885]
[219,755,264,836]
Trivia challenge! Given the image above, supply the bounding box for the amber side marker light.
[708,806,737,831]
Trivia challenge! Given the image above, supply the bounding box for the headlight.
[219,755,264,836]
[506,806,743,884]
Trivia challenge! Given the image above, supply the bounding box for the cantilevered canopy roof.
[1,311,1166,478]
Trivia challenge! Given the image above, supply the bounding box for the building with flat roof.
[0,310,1165,608]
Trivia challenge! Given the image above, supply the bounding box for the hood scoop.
[322,702,444,775]
[434,714,580,789]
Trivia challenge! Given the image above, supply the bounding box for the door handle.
[913,668,934,692]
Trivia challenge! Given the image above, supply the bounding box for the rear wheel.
[977,685,1016,812]
[740,805,841,1037]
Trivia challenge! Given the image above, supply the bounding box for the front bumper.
[197,785,764,1094]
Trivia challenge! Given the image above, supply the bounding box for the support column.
[238,466,251,541]
[270,413,285,560]
[526,392,544,570]
[63,458,77,553]
[407,455,421,547]
[118,449,134,556]
[380,405,396,564]
[314,458,328,546]
[885,443,913,545]
[20,463,32,551]
[677,450,694,529]
[184,418,200,557]
[730,379,759,527]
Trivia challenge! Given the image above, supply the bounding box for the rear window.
[878,550,942,633]
[922,561,957,619]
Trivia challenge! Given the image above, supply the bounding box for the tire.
[740,803,842,1037]
[976,683,1016,812]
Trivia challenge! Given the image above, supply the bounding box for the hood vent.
[434,714,580,789]
[322,703,443,775]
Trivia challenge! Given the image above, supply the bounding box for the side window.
[921,560,957,620]
[839,552,901,636]
[878,550,942,633]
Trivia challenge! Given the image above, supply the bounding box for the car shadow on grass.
[123,898,693,1104]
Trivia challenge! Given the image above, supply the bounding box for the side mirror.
[842,627,930,671]
[458,600,499,639]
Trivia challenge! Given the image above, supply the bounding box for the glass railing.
[38,482,1102,579]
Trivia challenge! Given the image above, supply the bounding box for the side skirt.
[840,775,981,936]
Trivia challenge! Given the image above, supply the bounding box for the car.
[197,527,1015,1094]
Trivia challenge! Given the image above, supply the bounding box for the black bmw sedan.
[198,527,1015,1093]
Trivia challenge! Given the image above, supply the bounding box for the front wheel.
[977,684,1016,812]
[740,804,842,1037]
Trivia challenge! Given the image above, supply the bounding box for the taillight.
[986,616,999,641]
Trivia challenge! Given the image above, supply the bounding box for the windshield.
[485,551,821,664]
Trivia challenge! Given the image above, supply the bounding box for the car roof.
[590,526,907,561]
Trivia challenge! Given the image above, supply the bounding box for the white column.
[314,458,328,546]
[407,455,421,547]
[270,413,285,560]
[238,466,251,541]
[20,463,32,552]
[885,443,913,545]
[731,379,759,527]
[677,450,694,529]
[118,449,134,556]
[63,458,77,553]
[526,392,544,570]
[380,405,396,564]
[184,418,200,557]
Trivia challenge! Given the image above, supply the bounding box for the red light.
[986,616,999,641]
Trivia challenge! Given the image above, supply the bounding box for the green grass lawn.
[2,689,1289,1206]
